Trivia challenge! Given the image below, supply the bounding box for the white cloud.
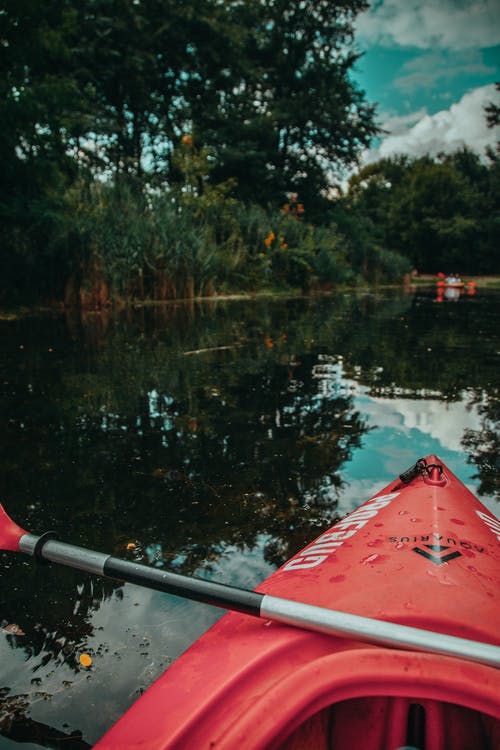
[378,108,429,135]
[364,84,499,162]
[335,385,499,514]
[393,50,496,93]
[359,394,484,454]
[356,0,500,51]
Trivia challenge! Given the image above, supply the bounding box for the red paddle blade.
[0,504,27,551]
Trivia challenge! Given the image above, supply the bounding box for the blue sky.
[352,0,500,163]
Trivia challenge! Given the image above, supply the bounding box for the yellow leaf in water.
[79,653,92,667]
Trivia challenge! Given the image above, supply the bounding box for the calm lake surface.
[1,287,499,748]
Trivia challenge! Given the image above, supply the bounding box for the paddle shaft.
[18,532,500,669]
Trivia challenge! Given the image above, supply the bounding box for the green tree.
[192,0,378,211]
[0,0,381,303]
[0,0,88,299]
[75,0,198,180]
[347,151,499,274]
[484,81,500,156]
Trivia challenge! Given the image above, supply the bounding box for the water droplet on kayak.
[450,518,465,525]
[361,553,386,565]
[395,542,406,550]
[441,577,456,586]
[426,570,455,586]
[461,549,475,558]
[329,574,346,583]
[410,517,422,522]
[398,510,408,515]
[367,539,383,548]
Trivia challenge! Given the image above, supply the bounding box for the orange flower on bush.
[264,231,275,247]
[181,134,193,146]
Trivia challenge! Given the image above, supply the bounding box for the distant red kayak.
[93,455,500,750]
[437,280,465,288]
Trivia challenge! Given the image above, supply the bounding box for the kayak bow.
[93,455,500,750]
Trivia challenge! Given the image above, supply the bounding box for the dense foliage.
[0,2,498,305]
[346,148,500,275]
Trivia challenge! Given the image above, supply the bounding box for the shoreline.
[1,276,500,320]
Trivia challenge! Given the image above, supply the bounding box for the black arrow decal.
[412,544,462,565]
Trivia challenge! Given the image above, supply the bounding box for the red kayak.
[91,455,500,750]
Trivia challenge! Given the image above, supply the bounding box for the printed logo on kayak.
[475,510,500,542]
[412,544,462,565]
[282,492,400,571]
[389,533,486,565]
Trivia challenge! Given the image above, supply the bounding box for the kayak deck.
[94,456,500,749]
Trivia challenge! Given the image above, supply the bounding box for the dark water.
[1,287,498,748]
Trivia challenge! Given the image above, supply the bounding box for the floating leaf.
[79,653,92,668]
[3,623,25,636]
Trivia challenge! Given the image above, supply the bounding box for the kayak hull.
[95,456,500,749]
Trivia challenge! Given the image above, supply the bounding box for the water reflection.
[0,288,498,747]
[462,394,499,499]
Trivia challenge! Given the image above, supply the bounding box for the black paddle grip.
[104,557,264,617]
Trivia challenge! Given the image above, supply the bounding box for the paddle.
[1,503,499,669]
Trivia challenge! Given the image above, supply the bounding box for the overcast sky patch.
[364,84,498,164]
[350,0,500,166]
[356,0,500,51]
[393,50,497,93]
